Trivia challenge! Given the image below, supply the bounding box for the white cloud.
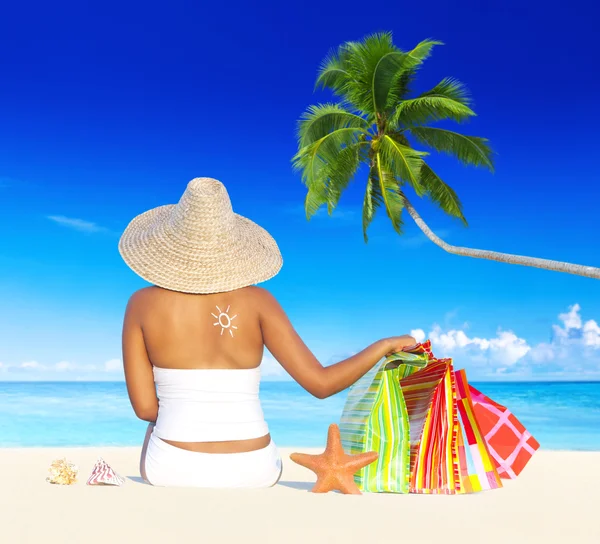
[547,304,600,350]
[429,325,480,351]
[558,304,582,330]
[104,359,122,372]
[411,328,426,343]
[424,325,529,368]
[487,331,531,366]
[55,361,77,372]
[583,319,600,347]
[420,303,599,379]
[529,342,555,363]
[47,215,107,233]
[20,361,44,370]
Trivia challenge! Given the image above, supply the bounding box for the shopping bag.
[407,361,462,494]
[383,345,460,494]
[396,359,450,474]
[469,385,540,479]
[454,370,503,491]
[339,351,428,493]
[394,344,502,494]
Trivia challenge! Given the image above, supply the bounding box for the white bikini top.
[152,366,269,442]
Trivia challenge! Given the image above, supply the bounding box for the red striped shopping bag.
[398,359,449,475]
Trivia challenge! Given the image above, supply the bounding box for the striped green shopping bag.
[339,351,429,493]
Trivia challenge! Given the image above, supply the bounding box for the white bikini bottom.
[141,429,283,488]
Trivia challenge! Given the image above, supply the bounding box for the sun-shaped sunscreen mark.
[211,305,238,337]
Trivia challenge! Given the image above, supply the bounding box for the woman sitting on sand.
[119,177,416,488]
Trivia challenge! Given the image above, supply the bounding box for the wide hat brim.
[118,204,283,294]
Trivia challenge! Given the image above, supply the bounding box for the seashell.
[46,458,78,485]
[86,457,125,486]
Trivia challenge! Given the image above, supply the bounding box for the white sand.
[1,447,598,544]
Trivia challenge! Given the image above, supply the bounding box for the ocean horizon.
[2,380,599,451]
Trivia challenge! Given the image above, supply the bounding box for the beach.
[1,448,598,544]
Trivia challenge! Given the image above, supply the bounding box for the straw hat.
[118,177,282,294]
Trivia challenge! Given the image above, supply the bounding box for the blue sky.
[0,0,598,381]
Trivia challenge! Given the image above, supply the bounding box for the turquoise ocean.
[1,381,599,450]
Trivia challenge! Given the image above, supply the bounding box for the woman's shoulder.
[125,286,165,310]
[127,286,161,300]
[221,287,283,322]
[240,286,279,306]
[240,285,271,298]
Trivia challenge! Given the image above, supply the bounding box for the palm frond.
[362,165,383,242]
[390,78,475,127]
[391,70,416,105]
[294,127,368,219]
[379,135,427,192]
[304,186,328,219]
[384,39,443,110]
[420,77,472,105]
[324,142,366,213]
[375,152,404,234]
[315,45,353,95]
[419,163,467,224]
[371,51,409,116]
[404,39,443,67]
[292,126,367,184]
[409,127,494,171]
[297,103,370,148]
[372,38,443,116]
[341,32,399,113]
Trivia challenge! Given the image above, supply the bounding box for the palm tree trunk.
[403,198,600,280]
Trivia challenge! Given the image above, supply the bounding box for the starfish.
[289,423,378,495]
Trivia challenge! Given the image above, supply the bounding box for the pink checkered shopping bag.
[469,386,540,479]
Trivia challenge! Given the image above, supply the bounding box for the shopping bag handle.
[382,350,429,371]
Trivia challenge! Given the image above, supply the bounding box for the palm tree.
[292,32,599,280]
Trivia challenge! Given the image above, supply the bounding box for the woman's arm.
[258,289,416,399]
[122,290,159,422]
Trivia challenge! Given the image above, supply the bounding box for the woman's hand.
[384,335,418,356]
